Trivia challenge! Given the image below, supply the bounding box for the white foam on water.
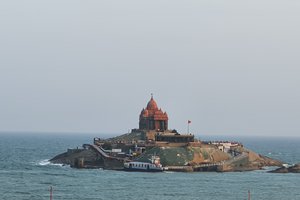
[37,159,64,167]
[38,159,50,166]
[283,163,290,168]
[163,171,174,174]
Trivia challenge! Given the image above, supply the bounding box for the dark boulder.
[269,163,300,173]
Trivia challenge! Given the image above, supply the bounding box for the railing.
[83,144,127,161]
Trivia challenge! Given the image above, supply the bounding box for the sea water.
[0,133,299,200]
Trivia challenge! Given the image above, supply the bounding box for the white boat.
[124,156,164,172]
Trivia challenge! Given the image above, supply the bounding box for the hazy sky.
[0,0,299,137]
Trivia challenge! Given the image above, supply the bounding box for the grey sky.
[0,0,299,137]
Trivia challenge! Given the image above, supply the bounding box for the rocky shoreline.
[269,163,300,173]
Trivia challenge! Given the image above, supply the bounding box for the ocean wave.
[283,163,292,168]
[268,152,282,156]
[163,171,174,174]
[37,159,64,167]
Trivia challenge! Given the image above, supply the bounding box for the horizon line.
[0,130,299,138]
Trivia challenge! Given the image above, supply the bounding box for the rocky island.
[50,96,283,172]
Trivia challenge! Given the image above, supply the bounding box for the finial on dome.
[146,94,158,110]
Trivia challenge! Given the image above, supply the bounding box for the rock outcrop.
[135,146,230,167]
[269,163,300,173]
[50,148,105,168]
[217,149,283,172]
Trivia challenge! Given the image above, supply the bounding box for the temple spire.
[139,95,168,131]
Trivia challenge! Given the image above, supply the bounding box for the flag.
[188,120,191,124]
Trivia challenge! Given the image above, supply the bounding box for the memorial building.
[137,95,194,143]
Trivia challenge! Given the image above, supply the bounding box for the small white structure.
[212,141,241,153]
[111,149,122,153]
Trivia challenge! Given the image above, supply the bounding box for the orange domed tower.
[139,95,168,131]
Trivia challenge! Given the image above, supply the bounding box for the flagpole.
[50,186,53,200]
[187,120,191,134]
